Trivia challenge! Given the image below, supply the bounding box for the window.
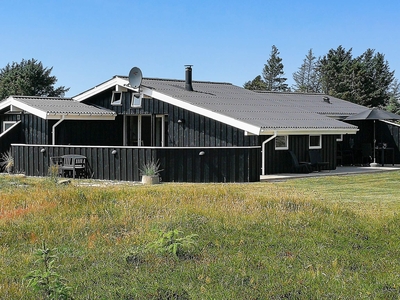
[309,135,322,149]
[275,135,288,150]
[3,121,16,132]
[111,91,122,106]
[131,93,142,108]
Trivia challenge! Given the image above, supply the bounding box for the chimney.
[185,65,194,91]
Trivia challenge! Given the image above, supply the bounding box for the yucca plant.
[0,150,14,174]
[139,159,163,176]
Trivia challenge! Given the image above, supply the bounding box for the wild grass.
[1,172,400,299]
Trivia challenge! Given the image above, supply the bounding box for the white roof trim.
[259,128,358,135]
[142,87,261,135]
[73,77,132,102]
[0,96,116,120]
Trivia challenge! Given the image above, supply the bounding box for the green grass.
[1,172,400,299]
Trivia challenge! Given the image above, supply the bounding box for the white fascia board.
[142,87,261,135]
[12,99,48,119]
[45,114,116,120]
[73,77,129,102]
[259,128,359,135]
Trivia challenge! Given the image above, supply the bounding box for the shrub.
[25,241,73,300]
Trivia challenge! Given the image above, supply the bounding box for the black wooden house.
[0,66,381,182]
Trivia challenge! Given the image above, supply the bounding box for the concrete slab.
[260,165,400,182]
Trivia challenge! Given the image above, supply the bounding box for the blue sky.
[1,0,399,97]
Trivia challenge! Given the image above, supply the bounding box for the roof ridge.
[115,75,232,85]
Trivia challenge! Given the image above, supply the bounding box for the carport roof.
[0,96,116,120]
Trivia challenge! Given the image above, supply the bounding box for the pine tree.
[243,75,266,90]
[317,45,353,98]
[292,49,321,92]
[262,45,288,91]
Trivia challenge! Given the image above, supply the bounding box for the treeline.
[244,45,400,112]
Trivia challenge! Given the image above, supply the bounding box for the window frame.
[275,135,289,150]
[131,93,142,108]
[309,135,322,149]
[111,91,123,106]
[3,121,16,132]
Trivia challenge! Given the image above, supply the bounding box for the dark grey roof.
[9,96,116,118]
[138,78,359,132]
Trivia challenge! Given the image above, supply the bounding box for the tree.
[317,45,353,98]
[385,79,400,113]
[292,49,321,93]
[262,45,288,91]
[243,75,266,90]
[317,46,394,107]
[0,59,69,99]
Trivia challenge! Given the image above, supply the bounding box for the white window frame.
[111,91,123,106]
[309,135,322,149]
[3,121,16,132]
[275,135,289,150]
[131,93,142,108]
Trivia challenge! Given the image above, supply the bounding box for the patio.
[260,165,400,181]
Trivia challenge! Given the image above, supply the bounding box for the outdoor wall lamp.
[40,148,46,153]
[199,151,205,156]
[178,119,185,124]
[111,149,117,155]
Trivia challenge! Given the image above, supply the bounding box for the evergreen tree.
[292,49,321,92]
[0,58,69,99]
[243,75,266,90]
[385,79,400,113]
[317,45,353,98]
[262,45,288,91]
[317,46,394,107]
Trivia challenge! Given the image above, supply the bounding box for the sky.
[1,0,400,97]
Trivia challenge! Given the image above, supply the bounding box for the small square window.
[111,91,123,106]
[309,135,322,149]
[275,135,289,150]
[131,93,142,108]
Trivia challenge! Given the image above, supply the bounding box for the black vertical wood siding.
[11,145,261,182]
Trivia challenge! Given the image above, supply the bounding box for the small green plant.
[139,159,163,176]
[48,164,60,182]
[0,150,14,174]
[146,229,198,258]
[25,241,73,299]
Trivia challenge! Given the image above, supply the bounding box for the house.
[0,66,390,182]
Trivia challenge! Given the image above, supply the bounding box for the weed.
[48,164,60,182]
[146,229,198,258]
[25,241,73,299]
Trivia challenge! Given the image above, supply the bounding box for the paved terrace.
[261,165,400,181]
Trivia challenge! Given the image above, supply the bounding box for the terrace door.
[125,115,165,146]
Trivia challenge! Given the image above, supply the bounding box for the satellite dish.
[128,67,143,88]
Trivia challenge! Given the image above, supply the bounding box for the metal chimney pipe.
[185,65,194,91]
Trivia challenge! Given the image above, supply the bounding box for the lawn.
[1,171,399,299]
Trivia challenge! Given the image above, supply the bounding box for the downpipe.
[261,131,277,175]
[52,115,65,145]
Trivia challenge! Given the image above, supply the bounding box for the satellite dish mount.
[128,67,143,108]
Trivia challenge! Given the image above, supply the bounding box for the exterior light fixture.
[111,149,117,155]
[40,148,46,153]
[178,119,185,124]
[199,151,205,156]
